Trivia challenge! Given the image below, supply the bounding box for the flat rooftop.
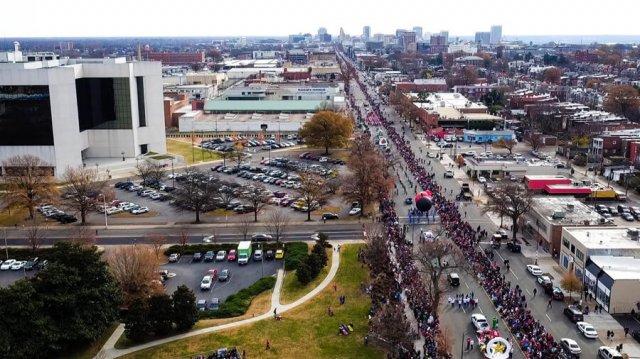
[530,197,603,226]
[204,100,323,113]
[564,227,640,250]
[590,256,640,280]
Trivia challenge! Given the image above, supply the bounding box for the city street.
[346,62,606,358]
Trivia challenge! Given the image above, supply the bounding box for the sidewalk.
[98,240,342,358]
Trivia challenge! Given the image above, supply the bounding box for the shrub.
[201,276,276,319]
[284,242,309,270]
[296,260,313,285]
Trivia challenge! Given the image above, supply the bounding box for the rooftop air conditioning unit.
[566,204,575,212]
[552,211,565,219]
[627,228,639,240]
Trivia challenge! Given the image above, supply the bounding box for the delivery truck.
[237,241,252,265]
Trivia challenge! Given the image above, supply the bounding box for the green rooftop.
[204,100,322,113]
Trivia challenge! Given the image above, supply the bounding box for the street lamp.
[121,151,125,162]
[171,158,175,187]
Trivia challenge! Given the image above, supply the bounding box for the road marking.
[495,251,505,262]
[524,288,531,295]
[464,281,470,290]
[479,306,484,315]
[546,314,552,322]
[510,269,519,280]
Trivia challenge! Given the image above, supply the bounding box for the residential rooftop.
[530,197,603,226]
[563,227,640,250]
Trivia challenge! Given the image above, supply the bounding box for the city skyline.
[1,0,639,38]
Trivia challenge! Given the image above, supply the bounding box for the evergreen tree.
[124,298,152,342]
[172,285,198,332]
[148,293,174,336]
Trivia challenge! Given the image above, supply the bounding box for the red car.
[227,249,237,262]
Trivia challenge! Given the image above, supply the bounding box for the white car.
[477,176,487,184]
[203,235,216,243]
[526,264,543,276]
[200,275,213,291]
[471,313,489,331]
[444,170,454,178]
[10,261,26,270]
[0,259,16,270]
[106,206,123,215]
[215,250,227,262]
[427,151,437,158]
[598,346,623,359]
[576,321,598,339]
[464,151,477,157]
[319,157,328,163]
[131,207,149,215]
[560,338,582,355]
[349,207,362,216]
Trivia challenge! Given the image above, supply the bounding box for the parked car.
[192,252,203,262]
[536,275,553,289]
[1,259,16,271]
[448,272,460,286]
[275,249,284,259]
[207,298,220,311]
[168,253,180,263]
[10,261,26,270]
[200,275,213,290]
[526,264,543,276]
[564,306,584,323]
[576,321,597,338]
[196,299,207,311]
[131,207,149,215]
[598,346,623,359]
[253,249,263,261]
[24,257,39,271]
[322,213,339,220]
[204,251,215,262]
[265,250,274,260]
[444,170,454,178]
[348,207,362,216]
[227,249,237,262]
[203,235,215,243]
[215,250,227,261]
[218,269,230,282]
[545,286,565,300]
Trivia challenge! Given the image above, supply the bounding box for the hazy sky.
[1,0,638,37]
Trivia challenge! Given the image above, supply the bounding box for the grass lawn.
[0,206,29,226]
[204,208,237,217]
[166,139,221,165]
[122,244,382,359]
[111,210,159,219]
[280,249,332,304]
[66,322,119,359]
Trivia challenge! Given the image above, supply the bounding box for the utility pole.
[3,228,8,260]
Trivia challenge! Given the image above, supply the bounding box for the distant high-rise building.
[339,27,346,40]
[490,25,502,44]
[413,26,423,40]
[363,26,371,40]
[439,30,449,44]
[318,27,327,36]
[400,32,417,53]
[475,31,491,46]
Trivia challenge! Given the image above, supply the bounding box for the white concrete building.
[0,56,166,177]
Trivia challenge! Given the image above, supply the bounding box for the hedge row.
[200,276,277,319]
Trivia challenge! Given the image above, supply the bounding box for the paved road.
[345,59,605,358]
[1,223,365,246]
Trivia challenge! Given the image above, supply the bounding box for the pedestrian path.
[97,241,342,359]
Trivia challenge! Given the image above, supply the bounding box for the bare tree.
[483,183,533,241]
[177,228,189,248]
[146,233,167,260]
[61,166,108,224]
[369,303,415,356]
[108,245,162,306]
[219,189,236,209]
[264,208,290,242]
[136,160,165,186]
[342,134,393,216]
[239,215,252,240]
[2,155,57,219]
[244,184,269,222]
[172,170,218,223]
[24,218,46,253]
[295,171,326,221]
[528,134,544,151]
[413,232,466,310]
[493,138,516,155]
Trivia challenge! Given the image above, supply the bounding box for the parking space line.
[524,288,531,295]
[546,314,552,322]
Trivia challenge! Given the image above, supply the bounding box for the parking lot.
[0,268,37,287]
[161,253,283,302]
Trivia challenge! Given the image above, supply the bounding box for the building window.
[76,78,133,131]
[562,238,570,249]
[576,249,584,261]
[140,144,148,154]
[0,85,54,146]
[136,77,146,127]
[570,244,575,254]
